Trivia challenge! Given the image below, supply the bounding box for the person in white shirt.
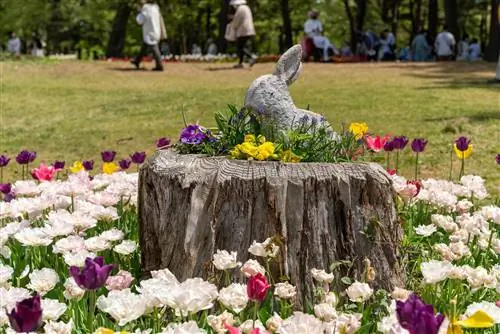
[131,0,167,71]
[468,38,481,61]
[378,29,396,61]
[304,10,337,62]
[227,0,256,68]
[434,25,456,61]
[7,32,21,56]
[457,34,469,60]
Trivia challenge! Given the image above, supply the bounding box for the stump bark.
[139,150,403,305]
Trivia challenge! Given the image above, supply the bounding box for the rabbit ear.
[274,44,303,86]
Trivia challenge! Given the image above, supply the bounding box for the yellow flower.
[454,144,473,159]
[257,135,266,144]
[244,134,256,143]
[102,162,120,175]
[445,311,495,334]
[94,329,129,334]
[69,161,84,173]
[231,144,243,159]
[349,122,368,139]
[255,142,275,160]
[240,142,259,157]
[280,150,301,163]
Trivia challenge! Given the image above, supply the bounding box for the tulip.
[4,192,15,202]
[348,122,368,140]
[365,135,390,153]
[387,168,397,175]
[70,257,114,290]
[53,160,65,170]
[102,162,120,175]
[83,160,95,171]
[383,140,394,152]
[455,136,470,151]
[32,162,57,182]
[130,152,147,164]
[453,137,473,178]
[0,155,10,167]
[247,273,270,302]
[101,151,117,163]
[28,151,37,163]
[411,138,428,179]
[70,161,84,173]
[392,136,408,150]
[496,154,500,165]
[118,159,132,170]
[0,183,11,194]
[396,293,444,334]
[7,294,43,333]
[16,150,31,165]
[156,137,171,149]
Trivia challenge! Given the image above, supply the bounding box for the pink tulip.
[105,270,134,291]
[365,135,390,153]
[224,323,267,334]
[32,162,57,182]
[247,273,270,302]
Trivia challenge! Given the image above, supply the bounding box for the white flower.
[137,278,179,310]
[421,260,453,284]
[447,265,467,280]
[84,236,111,252]
[14,227,53,246]
[449,241,471,259]
[390,287,412,301]
[240,259,266,277]
[212,249,241,270]
[42,299,67,321]
[240,319,266,333]
[218,283,248,313]
[414,224,437,237]
[311,269,334,283]
[324,292,338,306]
[27,268,59,296]
[434,243,457,261]
[463,266,491,289]
[266,313,283,332]
[278,312,324,333]
[0,263,13,287]
[314,303,337,322]
[460,175,488,200]
[43,319,74,334]
[335,313,362,334]
[100,228,125,242]
[0,287,31,313]
[150,268,179,285]
[455,199,473,213]
[114,240,137,255]
[274,282,296,300]
[449,229,469,243]
[13,180,40,196]
[96,289,147,326]
[63,277,85,300]
[161,321,206,334]
[248,238,279,258]
[167,278,218,316]
[478,205,500,224]
[346,281,373,303]
[465,302,500,323]
[431,214,458,233]
[63,250,96,267]
[53,236,86,254]
[378,313,409,334]
[207,310,234,333]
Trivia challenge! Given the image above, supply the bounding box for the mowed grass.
[0,59,499,194]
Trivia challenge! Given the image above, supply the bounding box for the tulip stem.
[253,301,260,323]
[459,156,465,180]
[0,167,3,183]
[386,153,390,170]
[414,152,419,180]
[87,290,97,332]
[395,151,400,173]
[448,145,453,181]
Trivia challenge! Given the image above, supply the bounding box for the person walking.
[131,0,167,71]
[7,31,21,57]
[227,0,256,68]
[435,25,456,61]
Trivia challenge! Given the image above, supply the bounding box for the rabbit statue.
[244,44,333,134]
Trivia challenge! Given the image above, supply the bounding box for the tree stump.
[139,150,403,305]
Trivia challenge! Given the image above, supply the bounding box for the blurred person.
[411,30,430,62]
[7,31,21,57]
[226,0,256,68]
[304,10,338,62]
[378,30,396,61]
[191,43,202,55]
[468,38,481,61]
[31,32,44,57]
[131,0,167,71]
[457,34,469,60]
[206,38,218,55]
[435,25,456,61]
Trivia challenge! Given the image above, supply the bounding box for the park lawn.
[0,59,499,194]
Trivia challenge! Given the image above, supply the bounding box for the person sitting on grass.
[468,38,481,61]
[435,25,456,61]
[304,10,338,62]
[7,31,21,58]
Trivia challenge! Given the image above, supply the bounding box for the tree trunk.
[281,0,293,49]
[217,0,230,53]
[391,0,399,36]
[444,0,460,40]
[47,0,62,54]
[485,0,500,61]
[428,0,439,41]
[106,2,132,58]
[496,54,500,80]
[139,151,404,306]
[342,0,357,50]
[356,0,368,33]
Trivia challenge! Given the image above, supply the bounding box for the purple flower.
[7,294,43,333]
[384,140,395,152]
[101,151,117,163]
[82,160,94,171]
[156,137,171,149]
[411,138,428,153]
[130,152,146,164]
[69,257,114,290]
[119,158,132,170]
[496,154,500,165]
[180,124,209,145]
[396,293,445,334]
[0,155,10,167]
[0,183,11,194]
[4,192,16,202]
[28,151,37,163]
[392,136,409,150]
[455,136,470,152]
[53,160,65,170]
[15,150,31,165]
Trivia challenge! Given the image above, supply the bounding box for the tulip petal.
[456,310,494,328]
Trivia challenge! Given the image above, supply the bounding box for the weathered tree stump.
[139,150,403,305]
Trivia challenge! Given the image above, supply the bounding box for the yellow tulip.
[456,310,494,328]
[240,142,258,157]
[94,329,129,334]
[349,122,368,139]
[255,142,275,160]
[454,144,473,159]
[69,161,84,173]
[102,162,120,175]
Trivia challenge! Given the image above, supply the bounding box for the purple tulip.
[496,154,500,165]
[15,150,31,165]
[0,183,12,194]
[156,137,171,149]
[130,152,147,164]
[119,158,132,170]
[7,294,43,333]
[0,155,10,167]
[392,136,409,150]
[4,192,16,202]
[28,151,37,163]
[82,160,94,171]
[53,160,65,170]
[180,124,209,145]
[70,257,114,290]
[411,138,428,153]
[384,140,395,152]
[396,293,445,334]
[101,151,117,163]
[455,136,470,152]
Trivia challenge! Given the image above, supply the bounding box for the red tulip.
[32,162,57,182]
[365,135,390,153]
[247,273,270,302]
[387,168,397,175]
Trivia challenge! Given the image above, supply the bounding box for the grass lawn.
[0,59,499,194]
